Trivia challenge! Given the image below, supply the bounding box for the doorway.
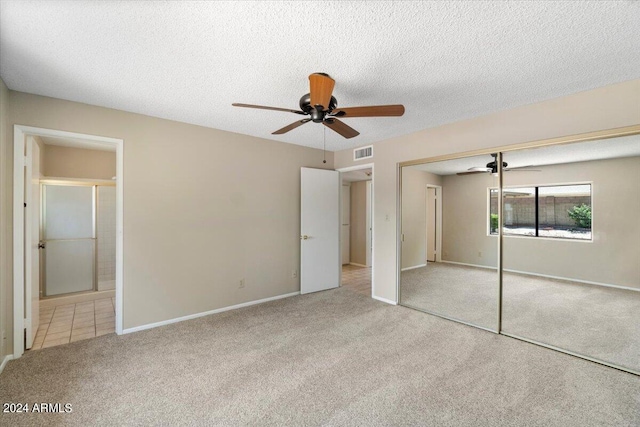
[13,126,123,358]
[338,164,374,297]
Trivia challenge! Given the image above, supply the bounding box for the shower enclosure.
[40,182,116,297]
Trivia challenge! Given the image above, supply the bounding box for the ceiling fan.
[232,73,405,139]
[457,153,541,176]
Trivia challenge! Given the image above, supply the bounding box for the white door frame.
[365,180,372,267]
[341,182,351,265]
[426,184,443,263]
[336,163,374,298]
[13,125,124,358]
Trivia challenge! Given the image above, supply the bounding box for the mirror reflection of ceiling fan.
[457,153,541,176]
[232,73,405,139]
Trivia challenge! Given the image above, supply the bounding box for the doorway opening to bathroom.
[13,126,123,357]
[338,164,374,298]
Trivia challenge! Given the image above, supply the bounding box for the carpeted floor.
[400,262,640,372]
[1,287,639,426]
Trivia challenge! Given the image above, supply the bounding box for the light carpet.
[401,262,640,372]
[1,287,639,426]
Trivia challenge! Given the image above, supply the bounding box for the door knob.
[301,235,310,240]
[38,242,46,249]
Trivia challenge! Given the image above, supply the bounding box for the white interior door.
[341,183,350,265]
[24,137,40,348]
[301,167,340,294]
[426,186,437,262]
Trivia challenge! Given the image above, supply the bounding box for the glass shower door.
[42,184,96,296]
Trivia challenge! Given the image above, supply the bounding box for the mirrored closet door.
[500,135,640,373]
[399,155,499,332]
[399,131,640,375]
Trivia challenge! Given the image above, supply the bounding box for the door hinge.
[24,202,27,208]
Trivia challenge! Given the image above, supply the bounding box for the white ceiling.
[410,134,640,175]
[342,168,372,183]
[1,1,639,152]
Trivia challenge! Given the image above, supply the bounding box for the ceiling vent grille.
[354,145,373,161]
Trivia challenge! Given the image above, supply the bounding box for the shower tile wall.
[97,186,116,290]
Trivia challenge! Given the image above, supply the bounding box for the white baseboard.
[122,291,300,335]
[441,260,639,292]
[373,295,397,305]
[0,354,14,375]
[441,260,496,270]
[401,263,426,272]
[349,262,368,268]
[503,268,639,292]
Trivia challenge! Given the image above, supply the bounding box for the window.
[489,184,592,240]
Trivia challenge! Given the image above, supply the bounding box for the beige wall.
[349,181,368,265]
[2,91,333,345]
[335,79,640,302]
[43,145,116,180]
[33,136,46,174]
[401,169,442,269]
[0,78,10,359]
[440,172,498,267]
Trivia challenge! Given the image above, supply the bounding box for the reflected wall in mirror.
[400,155,499,331]
[501,135,640,373]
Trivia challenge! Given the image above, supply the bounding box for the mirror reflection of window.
[489,184,592,240]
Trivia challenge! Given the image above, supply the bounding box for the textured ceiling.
[411,134,640,175]
[1,1,639,152]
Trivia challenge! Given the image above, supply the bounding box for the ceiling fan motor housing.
[299,93,338,122]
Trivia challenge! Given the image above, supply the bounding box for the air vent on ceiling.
[354,145,373,161]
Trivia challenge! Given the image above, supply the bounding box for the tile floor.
[341,264,372,296]
[32,297,116,350]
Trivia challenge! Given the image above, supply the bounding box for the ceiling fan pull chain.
[323,126,327,164]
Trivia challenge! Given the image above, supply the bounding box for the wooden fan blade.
[457,171,488,176]
[331,105,405,118]
[232,103,305,115]
[323,118,359,139]
[272,119,311,135]
[309,73,335,111]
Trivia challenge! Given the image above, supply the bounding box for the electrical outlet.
[292,270,298,279]
[239,278,245,288]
